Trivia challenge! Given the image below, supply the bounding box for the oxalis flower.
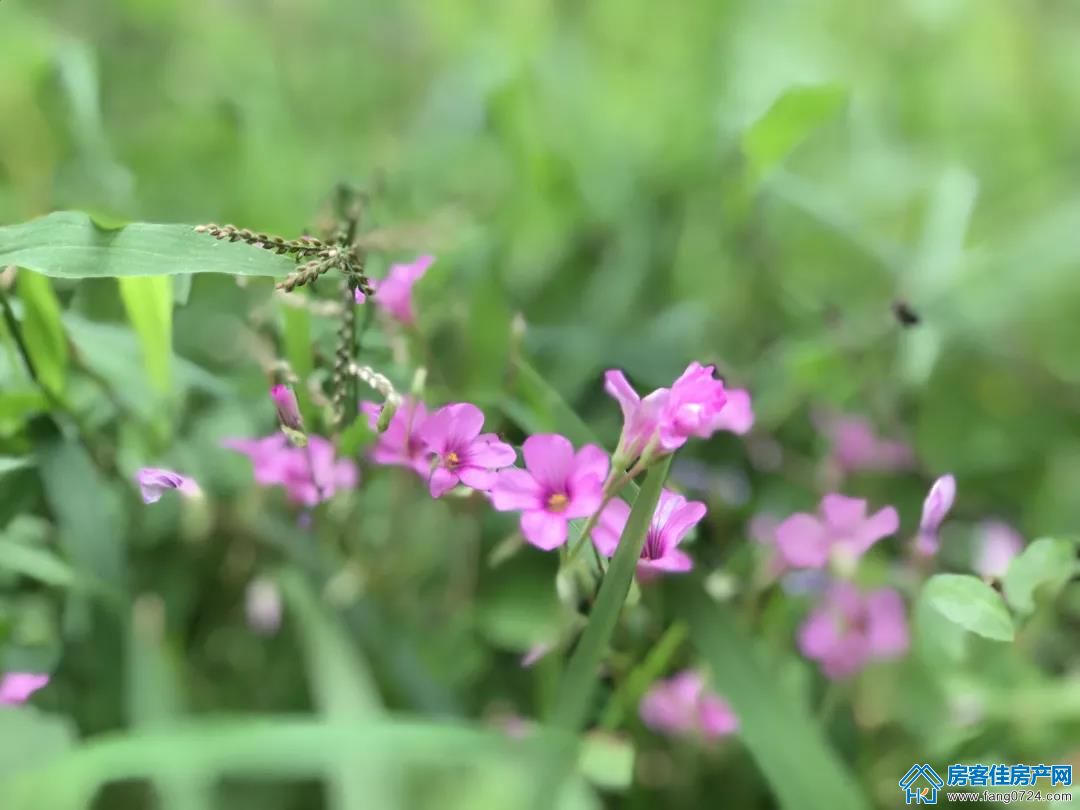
[223,434,357,506]
[137,468,201,504]
[639,670,738,741]
[775,494,898,573]
[605,362,728,465]
[0,672,49,704]
[490,433,608,550]
[817,413,914,474]
[355,255,434,326]
[360,396,432,478]
[592,488,706,579]
[271,384,306,446]
[416,403,516,498]
[915,474,956,557]
[798,583,909,679]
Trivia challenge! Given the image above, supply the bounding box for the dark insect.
[892,300,921,328]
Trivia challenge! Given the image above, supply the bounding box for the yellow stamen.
[445,451,460,469]
[547,493,569,512]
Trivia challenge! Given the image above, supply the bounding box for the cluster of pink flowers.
[639,670,738,741]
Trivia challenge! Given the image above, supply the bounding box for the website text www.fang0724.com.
[945,790,1073,803]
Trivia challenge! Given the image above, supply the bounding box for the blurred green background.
[2,0,1080,807]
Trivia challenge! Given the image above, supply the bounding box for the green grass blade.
[0,212,294,279]
[549,457,671,731]
[0,717,570,810]
[118,276,173,395]
[681,593,869,810]
[279,570,396,810]
[15,271,68,397]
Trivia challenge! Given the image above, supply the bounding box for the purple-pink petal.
[491,468,546,512]
[708,388,754,435]
[137,467,201,504]
[775,513,831,568]
[522,434,576,491]
[919,474,956,535]
[974,521,1024,578]
[428,467,459,498]
[521,510,569,550]
[639,670,737,741]
[798,583,909,679]
[371,255,433,325]
[271,384,303,431]
[0,672,49,704]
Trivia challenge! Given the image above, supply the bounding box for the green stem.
[548,456,672,731]
[564,461,648,567]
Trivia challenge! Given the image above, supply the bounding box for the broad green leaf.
[0,717,569,810]
[922,574,1014,642]
[0,212,295,279]
[1003,538,1078,615]
[682,595,868,810]
[279,570,395,810]
[118,276,173,394]
[15,271,68,397]
[742,84,847,179]
[0,708,76,782]
[550,457,670,731]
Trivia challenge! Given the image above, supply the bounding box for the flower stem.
[564,461,647,567]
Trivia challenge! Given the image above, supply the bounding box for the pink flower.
[973,521,1024,579]
[775,494,898,570]
[361,397,432,477]
[592,488,706,578]
[605,362,728,463]
[639,670,738,741]
[271,384,304,432]
[137,467,201,504]
[915,474,956,556]
[356,255,434,325]
[0,672,49,704]
[416,403,516,498]
[708,388,754,435]
[819,413,914,473]
[490,434,608,550]
[223,435,358,505]
[246,578,282,636]
[798,583,909,679]
[659,362,729,449]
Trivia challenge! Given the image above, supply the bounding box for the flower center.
[642,529,664,560]
[547,492,569,512]
[445,451,460,469]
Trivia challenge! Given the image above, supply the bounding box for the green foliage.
[1003,538,1078,616]
[685,595,868,810]
[1,1,1079,807]
[742,84,848,181]
[0,213,293,279]
[921,574,1015,643]
[14,271,68,398]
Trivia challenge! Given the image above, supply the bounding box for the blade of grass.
[0,717,572,810]
[681,592,869,810]
[549,456,670,731]
[279,570,397,810]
